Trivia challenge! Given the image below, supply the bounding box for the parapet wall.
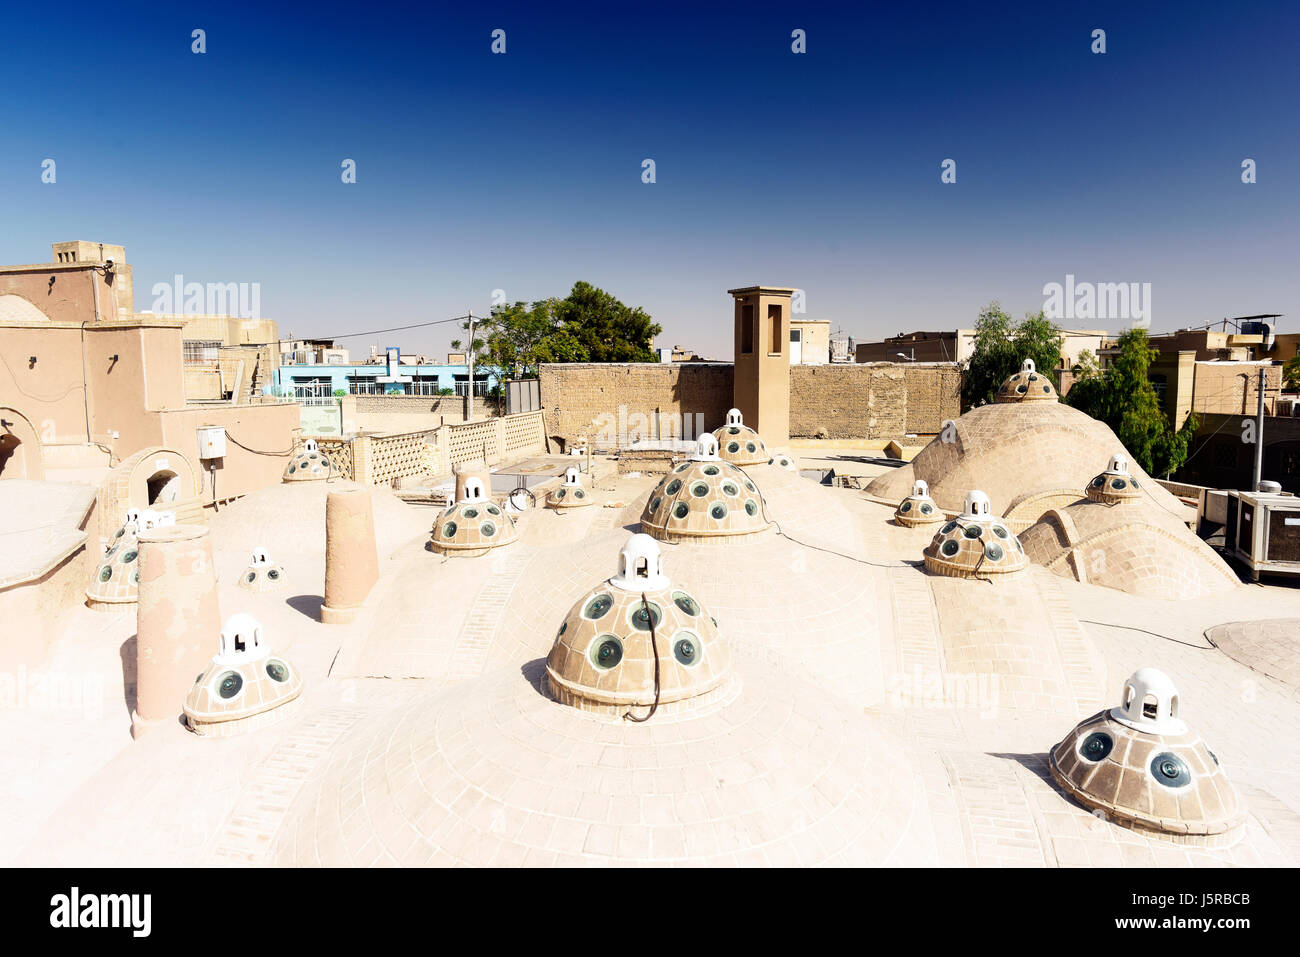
[538,361,961,446]
[789,362,962,438]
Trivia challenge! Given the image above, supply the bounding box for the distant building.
[790,319,831,364]
[0,240,297,529]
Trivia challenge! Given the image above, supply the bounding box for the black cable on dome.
[623,591,661,723]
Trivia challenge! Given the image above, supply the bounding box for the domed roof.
[283,439,332,482]
[430,477,517,555]
[272,531,936,866]
[1049,668,1244,845]
[545,534,731,717]
[863,394,1189,526]
[183,614,303,737]
[769,451,798,472]
[712,409,769,466]
[238,547,287,592]
[85,509,174,608]
[922,491,1027,577]
[547,467,595,509]
[640,439,770,543]
[1085,452,1142,504]
[1018,493,1239,600]
[895,479,944,527]
[995,359,1058,403]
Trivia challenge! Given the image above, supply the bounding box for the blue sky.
[2,1,1296,358]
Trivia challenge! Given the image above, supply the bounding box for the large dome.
[1018,497,1239,600]
[272,533,935,866]
[864,401,1187,528]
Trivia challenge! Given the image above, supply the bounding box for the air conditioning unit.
[1226,486,1300,580]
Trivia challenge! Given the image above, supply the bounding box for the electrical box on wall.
[196,426,227,459]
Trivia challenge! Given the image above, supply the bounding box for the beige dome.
[1049,669,1244,846]
[640,446,770,543]
[864,396,1187,528]
[430,494,517,556]
[283,439,332,482]
[922,491,1027,577]
[895,480,943,527]
[1018,496,1239,600]
[712,409,769,466]
[85,509,174,609]
[183,614,303,737]
[238,548,287,593]
[545,534,731,716]
[1085,452,1142,504]
[272,532,935,866]
[547,467,595,509]
[995,359,1058,403]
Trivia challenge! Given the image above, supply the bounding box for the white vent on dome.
[692,434,720,460]
[303,438,318,453]
[912,479,930,498]
[460,477,487,503]
[563,466,581,487]
[250,547,271,566]
[1021,359,1036,375]
[1106,452,1130,475]
[610,533,669,591]
[1110,667,1187,735]
[961,490,992,518]
[725,408,744,426]
[217,613,268,663]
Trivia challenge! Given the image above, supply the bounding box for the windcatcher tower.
[729,286,793,446]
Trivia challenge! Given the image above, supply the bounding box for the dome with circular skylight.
[640,437,770,543]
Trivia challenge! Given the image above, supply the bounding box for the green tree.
[1066,328,1196,477]
[452,282,661,380]
[962,302,1063,408]
[1283,353,1300,391]
[555,281,661,362]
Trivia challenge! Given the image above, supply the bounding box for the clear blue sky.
[3,0,1296,359]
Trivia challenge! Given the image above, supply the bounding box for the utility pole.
[466,311,476,422]
[1252,365,1266,491]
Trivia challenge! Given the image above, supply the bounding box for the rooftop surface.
[3,455,1299,867]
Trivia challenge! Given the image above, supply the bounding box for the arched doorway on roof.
[0,408,43,480]
[147,469,182,505]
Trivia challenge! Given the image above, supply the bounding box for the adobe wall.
[788,362,961,438]
[538,360,962,445]
[539,363,734,446]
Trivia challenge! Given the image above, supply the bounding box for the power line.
[303,314,477,343]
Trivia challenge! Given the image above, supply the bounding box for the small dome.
[769,452,798,472]
[548,467,595,509]
[430,487,518,556]
[1049,668,1244,845]
[283,439,331,482]
[86,518,145,608]
[1085,451,1142,504]
[545,535,732,717]
[238,547,288,593]
[712,409,768,466]
[640,453,771,543]
[895,479,943,527]
[922,489,1027,577]
[183,614,304,737]
[994,359,1058,403]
